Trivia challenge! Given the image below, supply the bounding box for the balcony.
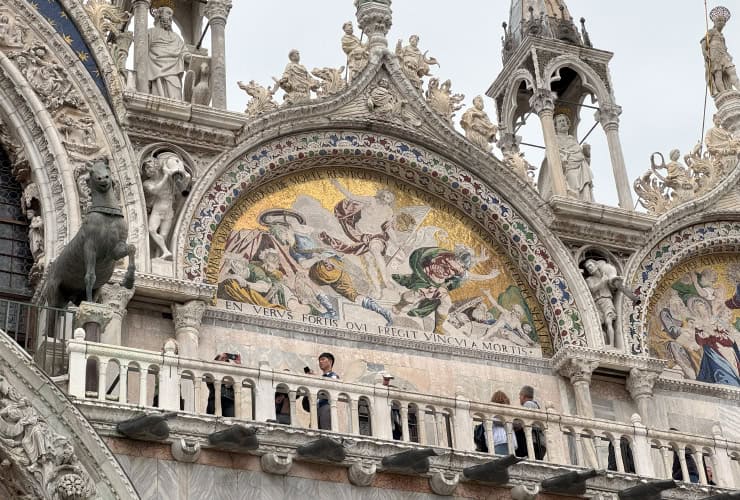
[66,330,740,493]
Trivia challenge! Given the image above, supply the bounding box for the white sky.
[220,1,735,208]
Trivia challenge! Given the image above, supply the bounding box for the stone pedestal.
[714,89,740,135]
[96,283,135,345]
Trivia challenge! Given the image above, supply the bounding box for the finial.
[580,17,592,47]
[502,21,508,31]
[559,5,565,18]
[528,5,534,20]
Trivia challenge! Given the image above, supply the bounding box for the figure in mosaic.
[701,6,740,96]
[341,21,368,82]
[145,6,187,99]
[274,49,318,105]
[460,96,498,153]
[395,35,439,91]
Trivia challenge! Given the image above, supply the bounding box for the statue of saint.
[145,7,187,100]
[395,35,438,91]
[341,22,368,82]
[548,113,594,201]
[701,7,740,96]
[274,49,318,105]
[460,96,498,152]
[583,259,618,347]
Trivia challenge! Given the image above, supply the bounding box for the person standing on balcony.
[206,352,241,417]
[514,385,546,460]
[317,353,339,430]
[491,391,515,455]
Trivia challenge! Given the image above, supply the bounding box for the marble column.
[132,0,151,93]
[356,0,393,51]
[204,0,231,109]
[96,283,135,345]
[597,103,634,210]
[530,89,567,198]
[557,357,599,418]
[626,367,660,425]
[171,300,206,358]
[75,302,114,396]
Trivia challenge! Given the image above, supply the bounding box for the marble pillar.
[96,283,135,345]
[530,89,568,198]
[204,0,231,109]
[626,367,660,425]
[557,356,599,468]
[597,103,634,210]
[171,300,206,358]
[132,0,151,93]
[75,302,114,396]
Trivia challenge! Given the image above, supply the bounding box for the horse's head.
[87,157,113,193]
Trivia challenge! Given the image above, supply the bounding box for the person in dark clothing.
[317,352,339,430]
[206,352,241,417]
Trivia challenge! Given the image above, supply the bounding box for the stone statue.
[395,35,439,91]
[274,49,319,105]
[583,259,636,347]
[311,66,347,97]
[705,113,740,172]
[652,150,695,202]
[27,209,44,261]
[238,80,279,117]
[185,61,212,106]
[341,21,368,82]
[701,6,739,96]
[540,113,594,201]
[45,157,136,308]
[426,78,464,123]
[460,96,498,152]
[142,151,191,260]
[145,6,187,99]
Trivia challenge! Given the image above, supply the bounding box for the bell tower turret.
[488,0,634,210]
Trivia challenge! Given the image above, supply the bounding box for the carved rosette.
[626,367,660,400]
[172,300,207,331]
[356,0,392,49]
[557,357,600,385]
[529,89,557,116]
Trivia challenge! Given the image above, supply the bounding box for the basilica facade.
[0,0,739,498]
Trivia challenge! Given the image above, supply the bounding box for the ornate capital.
[96,283,135,317]
[204,0,232,23]
[529,89,556,116]
[557,357,599,385]
[596,103,622,130]
[75,302,114,331]
[356,0,392,49]
[626,367,660,399]
[172,300,206,330]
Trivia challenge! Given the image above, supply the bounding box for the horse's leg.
[122,244,136,290]
[83,240,97,303]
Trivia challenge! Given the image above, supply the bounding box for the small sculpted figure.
[701,6,740,95]
[238,79,279,117]
[146,7,187,99]
[274,49,319,105]
[460,96,497,152]
[395,35,439,90]
[341,21,368,82]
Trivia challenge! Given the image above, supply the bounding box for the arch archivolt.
[177,129,599,349]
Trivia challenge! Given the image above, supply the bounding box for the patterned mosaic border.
[627,220,740,354]
[184,131,585,348]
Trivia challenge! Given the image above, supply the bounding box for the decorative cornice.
[112,269,216,303]
[656,375,740,402]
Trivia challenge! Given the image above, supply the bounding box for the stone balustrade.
[67,332,740,489]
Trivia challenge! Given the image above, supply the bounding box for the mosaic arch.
[184,131,585,349]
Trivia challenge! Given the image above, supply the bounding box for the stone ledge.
[113,269,215,303]
[551,346,667,374]
[123,91,245,131]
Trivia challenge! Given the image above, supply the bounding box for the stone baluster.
[308,393,318,429]
[118,362,128,404]
[530,89,567,198]
[289,389,298,427]
[629,414,656,477]
[356,0,393,51]
[596,103,633,210]
[193,376,204,413]
[75,302,114,396]
[677,445,690,482]
[350,397,360,434]
[132,0,151,92]
[233,384,242,419]
[573,431,585,465]
[454,393,473,451]
[203,0,231,109]
[330,398,339,432]
[659,445,673,479]
[171,300,206,359]
[158,339,180,410]
[694,450,707,485]
[138,368,148,406]
[213,380,223,416]
[506,421,516,455]
[97,358,108,402]
[711,425,737,488]
[97,283,135,345]
[400,404,409,441]
[67,328,87,399]
[254,359,274,422]
[372,387,393,440]
[434,411,446,447]
[485,418,495,454]
[610,436,625,472]
[525,425,536,459]
[543,402,567,464]
[416,408,427,445]
[626,368,660,425]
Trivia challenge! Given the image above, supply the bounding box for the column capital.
[356,0,392,50]
[75,302,114,331]
[557,357,599,385]
[626,367,660,399]
[204,0,232,23]
[172,300,206,330]
[529,88,557,116]
[97,283,135,317]
[596,103,622,130]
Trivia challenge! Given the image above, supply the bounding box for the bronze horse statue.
[46,157,135,308]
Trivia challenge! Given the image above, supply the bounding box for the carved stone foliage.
[237,80,279,118]
[425,78,463,124]
[83,0,131,80]
[172,300,206,331]
[503,150,536,186]
[634,117,740,214]
[0,370,95,499]
[311,66,347,97]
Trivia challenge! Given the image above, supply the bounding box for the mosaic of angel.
[213,171,543,348]
[650,260,740,387]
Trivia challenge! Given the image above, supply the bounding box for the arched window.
[0,146,32,299]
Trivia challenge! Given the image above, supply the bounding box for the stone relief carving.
[634,116,740,214]
[701,6,739,96]
[583,259,620,347]
[341,21,368,82]
[58,115,100,156]
[237,80,279,118]
[311,66,347,97]
[0,370,95,499]
[274,49,319,105]
[83,0,131,81]
[426,78,464,124]
[366,77,421,127]
[460,96,498,152]
[395,35,439,91]
[142,151,192,260]
[0,8,25,49]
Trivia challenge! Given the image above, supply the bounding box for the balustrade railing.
[67,333,740,489]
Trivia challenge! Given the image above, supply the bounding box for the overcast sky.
[220,1,734,208]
